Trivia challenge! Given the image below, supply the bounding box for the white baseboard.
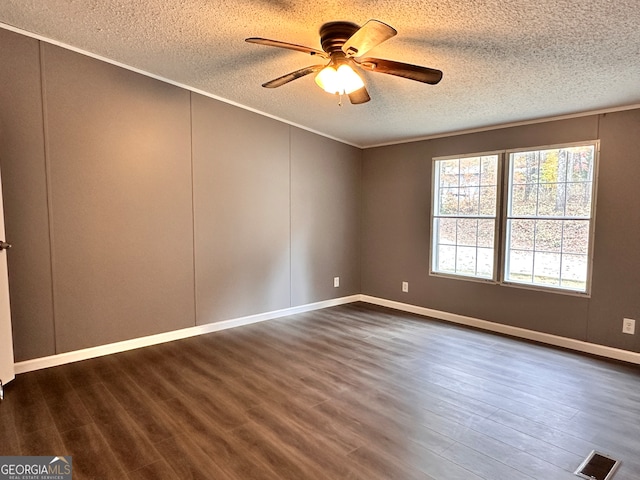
[13,295,360,374]
[14,293,640,374]
[360,295,640,365]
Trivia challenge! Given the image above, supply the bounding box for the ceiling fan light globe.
[315,64,364,95]
[315,66,339,93]
[337,64,364,94]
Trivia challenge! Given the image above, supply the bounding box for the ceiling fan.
[246,19,443,105]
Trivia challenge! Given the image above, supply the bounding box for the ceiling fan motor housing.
[320,22,360,57]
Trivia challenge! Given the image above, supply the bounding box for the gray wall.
[0,28,362,361]
[44,44,196,353]
[0,31,55,360]
[291,128,362,306]
[361,113,640,353]
[191,94,291,324]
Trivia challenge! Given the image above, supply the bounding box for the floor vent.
[574,450,620,480]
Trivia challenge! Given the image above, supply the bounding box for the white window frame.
[429,141,599,296]
[500,141,599,295]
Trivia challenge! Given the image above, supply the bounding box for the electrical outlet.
[623,318,636,335]
[402,281,409,293]
[334,277,340,288]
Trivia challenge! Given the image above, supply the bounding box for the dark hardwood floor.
[1,302,639,479]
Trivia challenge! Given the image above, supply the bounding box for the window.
[431,142,598,294]
[431,153,500,280]
[504,144,596,292]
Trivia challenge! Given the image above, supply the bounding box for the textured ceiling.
[1,1,639,147]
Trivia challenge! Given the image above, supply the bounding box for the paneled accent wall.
[290,128,362,306]
[42,44,196,352]
[0,31,55,360]
[191,95,291,324]
[0,28,362,361]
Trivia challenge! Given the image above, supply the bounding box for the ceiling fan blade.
[348,86,371,104]
[262,64,325,88]
[342,20,397,58]
[356,57,443,84]
[246,38,329,59]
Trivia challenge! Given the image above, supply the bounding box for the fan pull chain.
[338,93,343,107]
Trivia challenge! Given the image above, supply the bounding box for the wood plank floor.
[1,302,639,479]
